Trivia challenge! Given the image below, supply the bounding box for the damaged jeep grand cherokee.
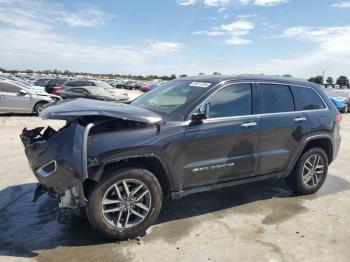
[21,75,341,240]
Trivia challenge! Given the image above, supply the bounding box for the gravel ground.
[0,96,349,262]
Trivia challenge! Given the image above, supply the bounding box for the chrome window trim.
[186,81,329,122]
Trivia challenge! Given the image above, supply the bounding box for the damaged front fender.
[20,122,88,195]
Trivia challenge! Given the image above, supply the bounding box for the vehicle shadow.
[0,174,348,258]
[0,113,36,117]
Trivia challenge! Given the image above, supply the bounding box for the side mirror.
[191,102,210,122]
[19,90,28,95]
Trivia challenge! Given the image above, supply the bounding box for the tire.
[34,102,47,116]
[287,148,328,195]
[87,167,162,240]
[340,105,348,113]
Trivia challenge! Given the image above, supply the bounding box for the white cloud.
[193,20,254,45]
[332,1,350,8]
[57,8,108,28]
[245,25,350,77]
[177,0,287,7]
[176,0,197,5]
[0,0,109,30]
[224,37,252,45]
[193,30,225,35]
[203,0,231,6]
[251,0,288,6]
[237,14,257,19]
[148,42,185,53]
[281,26,347,42]
[221,20,254,35]
[0,28,186,74]
[0,1,186,74]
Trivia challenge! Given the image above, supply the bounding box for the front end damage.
[20,98,162,220]
[20,122,91,214]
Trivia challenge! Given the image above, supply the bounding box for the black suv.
[20,75,341,240]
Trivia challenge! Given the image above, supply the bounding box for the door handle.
[294,117,307,122]
[241,122,257,128]
[0,95,6,99]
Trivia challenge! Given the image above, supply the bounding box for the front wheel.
[87,167,162,240]
[287,148,328,195]
[34,102,47,116]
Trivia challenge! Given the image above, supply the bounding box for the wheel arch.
[87,154,174,197]
[299,135,334,165]
[33,100,49,113]
[286,134,333,180]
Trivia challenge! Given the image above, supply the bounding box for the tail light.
[336,113,343,122]
[51,86,62,94]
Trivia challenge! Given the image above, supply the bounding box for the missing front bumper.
[20,123,86,195]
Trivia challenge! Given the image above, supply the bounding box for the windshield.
[132,80,213,115]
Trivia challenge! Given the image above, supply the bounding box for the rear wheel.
[287,148,328,195]
[87,167,162,240]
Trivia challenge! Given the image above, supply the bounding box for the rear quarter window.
[291,86,326,110]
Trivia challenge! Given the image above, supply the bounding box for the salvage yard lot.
[0,105,349,261]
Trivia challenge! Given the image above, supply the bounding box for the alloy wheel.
[302,154,325,189]
[102,179,151,229]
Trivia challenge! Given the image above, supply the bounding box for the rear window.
[259,84,294,114]
[292,86,326,110]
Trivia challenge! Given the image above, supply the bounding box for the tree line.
[308,75,349,87]
[1,66,349,86]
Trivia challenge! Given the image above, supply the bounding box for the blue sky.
[1,0,350,78]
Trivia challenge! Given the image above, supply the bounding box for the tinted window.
[259,84,294,114]
[0,83,21,93]
[292,86,326,110]
[84,81,94,86]
[56,79,67,85]
[207,84,252,118]
[65,81,75,87]
[70,88,88,94]
[66,81,85,87]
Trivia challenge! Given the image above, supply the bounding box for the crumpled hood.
[41,98,162,123]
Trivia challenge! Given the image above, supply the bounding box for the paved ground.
[0,98,349,261]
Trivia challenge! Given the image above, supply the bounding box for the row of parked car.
[0,74,166,115]
[323,88,350,113]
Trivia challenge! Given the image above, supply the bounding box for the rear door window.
[291,86,326,110]
[258,84,294,114]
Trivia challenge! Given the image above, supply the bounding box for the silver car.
[0,79,54,115]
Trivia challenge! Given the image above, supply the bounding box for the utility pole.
[322,70,325,83]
